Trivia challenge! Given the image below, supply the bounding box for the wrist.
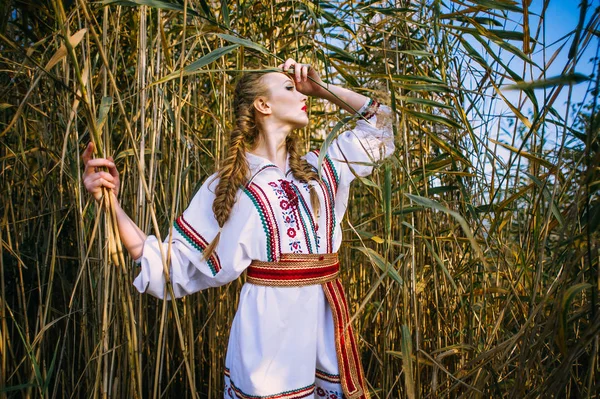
[109,191,122,210]
[311,81,331,99]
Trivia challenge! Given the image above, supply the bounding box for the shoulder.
[185,172,220,211]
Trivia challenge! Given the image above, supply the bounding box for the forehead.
[263,72,295,88]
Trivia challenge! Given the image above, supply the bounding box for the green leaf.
[406,194,489,269]
[422,239,461,296]
[401,324,416,399]
[43,338,61,392]
[394,83,451,93]
[458,36,489,69]
[321,42,361,63]
[328,58,359,87]
[96,96,112,132]
[216,34,273,56]
[402,108,463,130]
[0,383,38,393]
[466,31,539,111]
[504,73,591,90]
[568,0,589,59]
[153,44,240,84]
[98,0,201,18]
[399,50,435,57]
[423,185,459,195]
[399,96,454,110]
[447,25,532,42]
[384,164,392,236]
[558,283,592,354]
[380,74,446,85]
[356,176,382,191]
[316,116,352,179]
[524,172,565,228]
[368,6,415,15]
[220,0,230,28]
[489,138,555,169]
[393,206,427,215]
[469,0,523,12]
[353,246,403,285]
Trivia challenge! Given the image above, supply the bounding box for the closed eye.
[286,86,294,91]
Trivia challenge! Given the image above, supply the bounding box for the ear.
[253,96,272,115]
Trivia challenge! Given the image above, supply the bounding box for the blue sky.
[463,0,599,171]
[517,0,598,115]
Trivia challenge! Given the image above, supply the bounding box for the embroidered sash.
[246,253,369,399]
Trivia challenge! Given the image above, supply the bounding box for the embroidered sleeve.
[132,173,252,300]
[307,97,395,188]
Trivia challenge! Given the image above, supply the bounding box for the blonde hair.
[202,72,321,261]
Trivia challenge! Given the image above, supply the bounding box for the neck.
[250,120,292,171]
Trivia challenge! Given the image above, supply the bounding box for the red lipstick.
[302,105,307,112]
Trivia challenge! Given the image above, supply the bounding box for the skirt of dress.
[223,282,345,399]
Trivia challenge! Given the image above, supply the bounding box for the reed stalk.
[0,0,598,397]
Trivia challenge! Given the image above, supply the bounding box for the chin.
[294,117,309,129]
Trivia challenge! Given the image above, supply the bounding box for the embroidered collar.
[246,151,292,180]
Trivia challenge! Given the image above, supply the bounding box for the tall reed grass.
[1,0,598,397]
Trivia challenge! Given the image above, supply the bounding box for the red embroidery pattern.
[323,279,369,398]
[316,368,341,384]
[309,150,338,253]
[315,387,343,398]
[361,99,380,120]
[174,215,221,275]
[224,367,315,399]
[269,180,303,253]
[311,149,339,194]
[246,254,340,287]
[279,179,299,208]
[243,183,281,262]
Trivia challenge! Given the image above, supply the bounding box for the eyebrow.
[282,79,294,86]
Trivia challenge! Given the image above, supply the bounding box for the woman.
[82,59,394,399]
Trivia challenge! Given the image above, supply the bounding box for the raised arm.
[279,58,368,113]
[278,59,395,188]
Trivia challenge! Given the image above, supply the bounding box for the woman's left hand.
[278,58,326,98]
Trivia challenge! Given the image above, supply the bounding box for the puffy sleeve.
[132,173,252,300]
[306,98,395,188]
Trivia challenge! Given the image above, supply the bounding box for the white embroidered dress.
[133,100,394,399]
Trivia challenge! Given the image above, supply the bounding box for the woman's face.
[261,72,308,129]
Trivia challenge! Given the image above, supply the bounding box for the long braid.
[202,74,262,261]
[286,134,321,219]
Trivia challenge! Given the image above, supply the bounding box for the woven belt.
[246,253,369,399]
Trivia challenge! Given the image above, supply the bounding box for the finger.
[86,158,115,168]
[294,64,302,82]
[107,156,119,179]
[301,65,308,82]
[85,173,114,188]
[91,176,116,190]
[85,171,114,189]
[81,142,95,165]
[94,171,115,182]
[283,58,295,72]
[83,158,114,177]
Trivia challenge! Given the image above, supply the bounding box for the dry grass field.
[0,0,598,397]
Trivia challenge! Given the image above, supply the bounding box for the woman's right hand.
[82,142,120,202]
